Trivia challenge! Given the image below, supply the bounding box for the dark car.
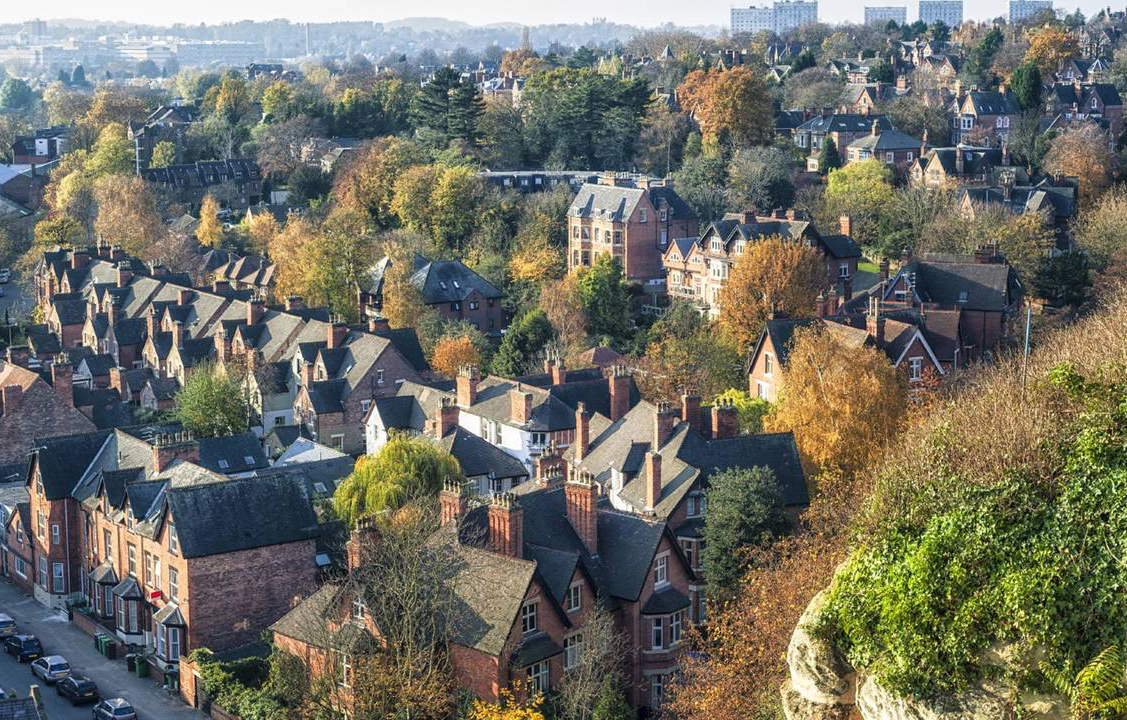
[92,698,137,720]
[4,634,42,662]
[57,675,99,705]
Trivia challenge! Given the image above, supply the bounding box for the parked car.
[4,634,42,662]
[0,268,10,283]
[57,675,99,705]
[30,654,70,683]
[92,697,137,719]
[0,613,18,638]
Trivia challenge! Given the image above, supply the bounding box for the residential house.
[1043,81,1124,138]
[951,86,1022,145]
[128,105,197,172]
[846,123,926,170]
[794,114,893,171]
[566,174,698,294]
[141,160,263,212]
[0,358,96,467]
[959,174,1079,240]
[910,145,1005,188]
[10,126,69,165]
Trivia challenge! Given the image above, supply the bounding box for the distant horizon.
[0,1,1109,33]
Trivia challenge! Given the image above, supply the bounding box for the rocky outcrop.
[781,593,1070,720]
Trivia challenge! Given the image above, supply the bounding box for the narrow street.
[0,580,203,719]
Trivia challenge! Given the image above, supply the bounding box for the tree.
[1024,23,1080,76]
[197,194,224,248]
[638,101,691,176]
[717,235,826,352]
[883,94,952,146]
[728,146,796,213]
[93,175,166,257]
[1033,252,1090,308]
[673,154,730,223]
[635,301,743,403]
[150,141,176,169]
[43,83,92,127]
[677,67,773,148]
[305,209,376,321]
[241,210,279,256]
[539,276,588,359]
[824,159,895,247]
[71,64,85,85]
[817,136,841,175]
[431,334,483,378]
[703,466,791,595]
[492,310,555,377]
[713,388,770,435]
[554,603,632,720]
[0,78,33,111]
[255,115,325,176]
[1011,62,1043,110]
[1073,186,1127,272]
[175,362,250,438]
[214,72,251,125]
[470,687,546,720]
[591,675,633,720]
[84,123,133,178]
[260,81,294,121]
[764,326,907,479]
[81,88,147,135]
[790,50,816,74]
[410,66,484,146]
[332,435,463,524]
[782,68,844,113]
[287,165,330,205]
[1043,123,1115,202]
[267,213,318,300]
[576,255,631,343]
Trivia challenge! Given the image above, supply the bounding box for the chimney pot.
[327,322,347,349]
[565,472,598,554]
[488,493,523,557]
[645,451,662,511]
[457,366,480,407]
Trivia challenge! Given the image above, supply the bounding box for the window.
[756,380,770,399]
[909,357,923,381]
[961,116,973,130]
[352,595,366,622]
[566,583,581,613]
[670,611,683,645]
[660,209,667,222]
[103,530,112,560]
[613,231,622,243]
[469,301,479,310]
[169,568,179,601]
[360,399,372,414]
[37,555,47,589]
[885,152,895,164]
[127,545,136,577]
[451,302,461,311]
[336,651,351,687]
[376,368,385,385]
[520,601,538,634]
[651,616,664,649]
[37,511,44,539]
[331,434,345,451]
[153,556,161,592]
[652,674,666,706]
[35,475,43,497]
[167,626,181,661]
[839,262,850,279]
[169,523,179,553]
[217,459,229,469]
[958,290,969,304]
[530,431,547,448]
[639,208,648,223]
[484,419,500,445]
[314,482,328,494]
[13,556,26,579]
[527,660,549,693]
[907,151,914,161]
[15,522,22,544]
[653,555,668,587]
[710,238,722,252]
[680,538,696,568]
[564,634,583,670]
[51,524,59,545]
[763,352,774,377]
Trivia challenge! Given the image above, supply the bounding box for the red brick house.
[0,359,96,467]
[567,174,698,291]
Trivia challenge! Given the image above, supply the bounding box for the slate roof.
[30,430,111,500]
[51,292,86,326]
[411,259,503,304]
[270,582,341,648]
[466,377,577,432]
[641,586,690,615]
[797,114,892,134]
[197,433,269,475]
[849,127,924,152]
[0,695,45,720]
[888,255,1022,312]
[963,90,1022,116]
[436,427,529,480]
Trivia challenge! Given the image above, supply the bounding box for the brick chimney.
[301,361,315,388]
[955,145,965,176]
[439,479,468,527]
[71,248,90,270]
[710,399,738,439]
[535,442,566,486]
[109,366,127,401]
[5,346,29,369]
[116,264,133,288]
[172,321,185,349]
[867,295,886,346]
[177,288,192,306]
[284,296,305,311]
[152,431,199,473]
[51,362,73,406]
[680,392,701,434]
[327,322,348,349]
[974,244,997,264]
[839,215,853,237]
[212,279,231,294]
[565,471,598,554]
[607,365,631,421]
[645,451,662,512]
[436,396,459,438]
[367,315,390,334]
[510,385,533,425]
[347,517,378,571]
[1,383,23,416]
[246,299,265,326]
[551,360,567,386]
[110,245,124,261]
[457,366,479,407]
[488,493,523,557]
[214,327,232,363]
[653,401,677,449]
[574,402,590,462]
[879,257,890,282]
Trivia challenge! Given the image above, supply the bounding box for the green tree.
[825,159,895,247]
[492,309,555,377]
[702,466,791,595]
[728,146,796,214]
[1033,252,1089,308]
[576,255,631,343]
[590,675,633,720]
[673,154,729,223]
[0,78,33,111]
[789,50,816,74]
[410,67,484,146]
[1011,62,1043,111]
[817,136,841,175]
[713,388,770,435]
[150,141,176,168]
[84,123,134,178]
[332,435,464,525]
[175,363,250,438]
[71,65,85,85]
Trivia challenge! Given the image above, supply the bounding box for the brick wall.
[748,335,781,402]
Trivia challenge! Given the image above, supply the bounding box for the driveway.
[0,580,203,719]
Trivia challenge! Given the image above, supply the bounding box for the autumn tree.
[1073,186,1127,272]
[268,213,318,300]
[636,301,743,402]
[93,175,166,257]
[1024,23,1080,75]
[539,276,588,359]
[470,686,546,720]
[241,210,279,256]
[575,255,631,344]
[83,123,134,178]
[500,47,546,76]
[764,326,908,479]
[197,194,224,248]
[824,158,896,247]
[332,435,463,524]
[150,141,176,168]
[80,88,147,137]
[1043,123,1115,202]
[677,67,773,148]
[175,362,250,438]
[717,236,826,352]
[430,334,483,378]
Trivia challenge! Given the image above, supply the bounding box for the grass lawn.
[853,259,881,294]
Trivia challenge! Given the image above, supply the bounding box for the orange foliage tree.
[717,235,827,352]
[1042,123,1115,202]
[1023,23,1080,75]
[676,66,773,147]
[431,335,482,378]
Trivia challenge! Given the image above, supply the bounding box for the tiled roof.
[0,363,99,467]
[412,259,503,304]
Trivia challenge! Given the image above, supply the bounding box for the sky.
[0,0,1110,30]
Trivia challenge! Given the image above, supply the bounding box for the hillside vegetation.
[817,293,1127,699]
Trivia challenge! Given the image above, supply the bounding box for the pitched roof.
[197,433,269,475]
[848,127,924,152]
[0,695,45,720]
[411,259,503,304]
[888,255,1022,312]
[32,430,112,500]
[436,426,529,480]
[0,362,99,467]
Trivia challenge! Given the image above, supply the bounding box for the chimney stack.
[680,392,701,434]
[653,401,677,449]
[0,383,23,416]
[214,327,232,363]
[867,295,886,345]
[839,215,853,237]
[488,493,523,557]
[645,451,662,512]
[457,366,479,407]
[5,346,29,369]
[172,321,185,349]
[51,361,73,406]
[71,248,90,270]
[109,366,128,402]
[346,517,378,571]
[607,365,631,421]
[955,145,965,176]
[284,296,305,312]
[301,361,315,388]
[510,386,533,425]
[535,442,566,486]
[367,315,390,334]
[212,279,231,294]
[327,322,347,349]
[439,479,468,527]
[436,396,459,438]
[551,359,567,386]
[177,288,192,306]
[565,471,598,554]
[710,399,738,439]
[575,402,590,462]
[152,431,199,473]
[116,263,133,288]
[246,299,265,326]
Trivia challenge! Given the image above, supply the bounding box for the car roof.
[0,613,14,621]
[15,634,37,640]
[106,698,132,707]
[43,654,67,663]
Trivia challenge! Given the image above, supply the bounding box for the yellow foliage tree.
[150,141,176,169]
[717,235,827,351]
[93,175,166,257]
[81,88,147,136]
[1043,123,1114,202]
[538,276,587,359]
[242,210,279,255]
[268,214,318,299]
[197,194,224,248]
[334,136,422,231]
[510,234,565,284]
[1024,24,1080,75]
[468,686,546,720]
[430,335,482,378]
[764,326,908,480]
[677,67,773,147]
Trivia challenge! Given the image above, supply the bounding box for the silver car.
[0,614,18,638]
[30,655,71,684]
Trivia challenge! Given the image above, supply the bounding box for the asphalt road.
[0,273,31,324]
[0,581,203,720]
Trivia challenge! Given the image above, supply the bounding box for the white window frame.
[169,567,179,601]
[564,633,582,670]
[652,673,665,706]
[638,208,648,223]
[763,352,774,377]
[670,610,683,646]
[651,616,664,650]
[52,561,64,593]
[520,601,538,635]
[654,554,668,588]
[909,356,923,381]
[528,659,549,693]
[51,523,59,545]
[566,583,581,613]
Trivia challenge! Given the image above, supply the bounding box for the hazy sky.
[0,1,1107,30]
